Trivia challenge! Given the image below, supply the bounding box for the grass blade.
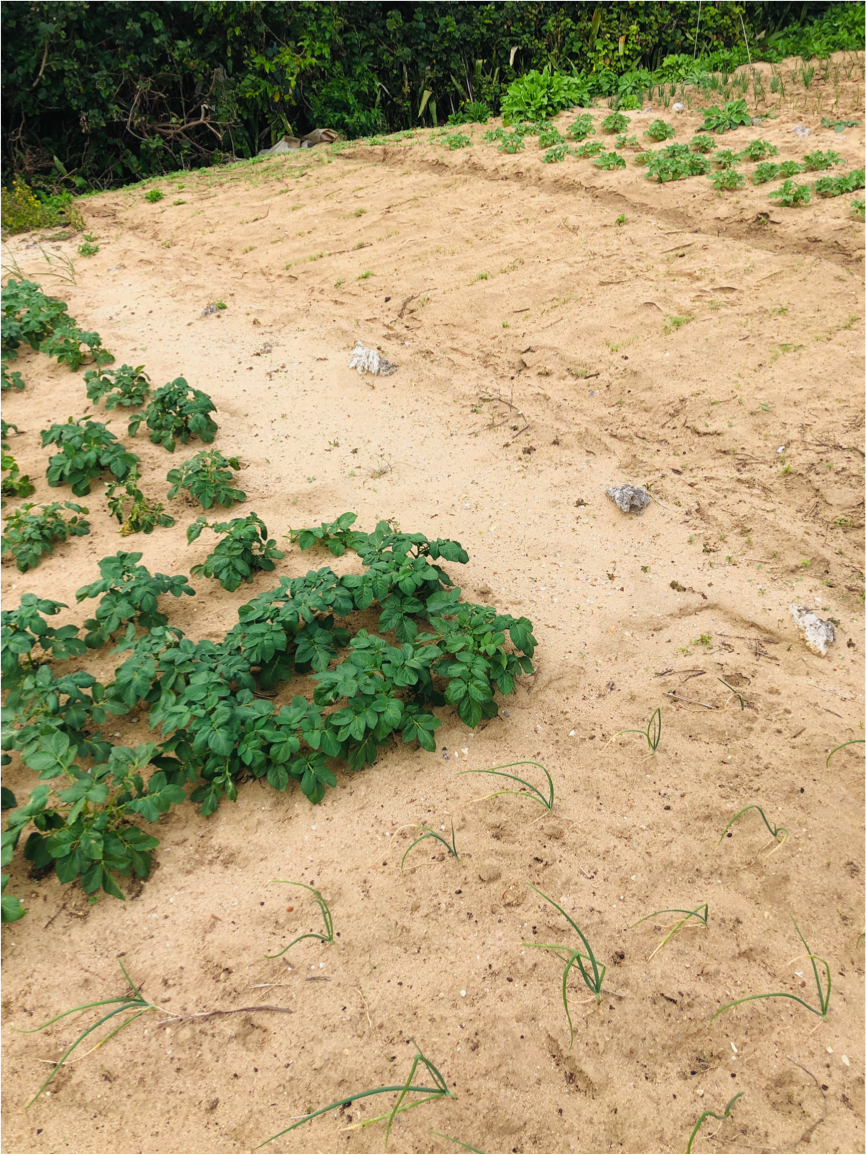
[718,805,788,852]
[826,738,865,767]
[712,918,830,1021]
[629,904,709,958]
[401,821,459,870]
[428,1129,484,1153]
[457,761,553,810]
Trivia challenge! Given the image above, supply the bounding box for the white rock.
[790,604,835,656]
[347,341,397,376]
[672,102,685,113]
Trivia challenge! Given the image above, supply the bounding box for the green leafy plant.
[443,132,472,149]
[457,759,553,811]
[1,501,90,571]
[645,119,676,141]
[700,99,751,134]
[737,139,778,161]
[689,134,717,153]
[166,449,246,509]
[1,360,25,391]
[41,326,113,372]
[253,1043,455,1150]
[612,707,661,752]
[401,819,459,870]
[105,471,174,534]
[572,140,605,159]
[802,149,844,171]
[593,150,626,170]
[2,279,73,360]
[566,114,595,141]
[1,593,86,685]
[501,66,586,125]
[77,234,100,257]
[537,126,565,148]
[42,417,139,496]
[1,448,35,503]
[1,872,25,923]
[144,188,164,203]
[614,133,639,149]
[852,198,866,220]
[289,510,364,555]
[601,112,629,133]
[820,117,861,133]
[719,804,788,854]
[645,146,709,182]
[524,884,605,1046]
[687,1092,744,1154]
[542,144,571,163]
[630,903,709,959]
[188,512,284,591]
[814,169,865,197]
[497,132,525,153]
[710,168,745,191]
[84,364,151,409]
[447,101,490,125]
[712,918,831,1021]
[769,179,812,206]
[128,377,218,451]
[713,148,739,169]
[75,551,194,649]
[264,880,334,957]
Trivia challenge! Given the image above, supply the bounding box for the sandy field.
[2,59,864,1155]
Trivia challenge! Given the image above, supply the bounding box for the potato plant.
[1,449,35,503]
[105,471,175,535]
[2,514,537,909]
[85,364,151,409]
[166,449,246,509]
[128,377,218,451]
[1,501,90,572]
[1,279,112,371]
[187,512,284,591]
[42,418,140,496]
[75,551,195,649]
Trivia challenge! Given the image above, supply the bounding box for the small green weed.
[143,189,164,203]
[614,133,639,149]
[77,234,99,257]
[820,117,861,133]
[443,132,472,150]
[264,880,334,958]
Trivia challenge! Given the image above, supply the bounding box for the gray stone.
[606,484,651,514]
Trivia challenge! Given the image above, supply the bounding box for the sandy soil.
[2,60,864,1155]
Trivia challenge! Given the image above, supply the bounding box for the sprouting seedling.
[719,805,788,855]
[686,1091,744,1154]
[14,960,157,1108]
[457,760,553,811]
[712,918,830,1021]
[264,880,334,958]
[629,903,709,960]
[253,1041,455,1150]
[826,738,865,767]
[401,821,459,870]
[718,677,746,709]
[612,707,661,753]
[523,884,605,1047]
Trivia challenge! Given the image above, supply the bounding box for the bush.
[501,67,587,125]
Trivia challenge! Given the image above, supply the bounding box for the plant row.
[2,515,537,909]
